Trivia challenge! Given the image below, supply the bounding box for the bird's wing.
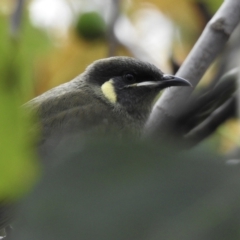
[41,101,117,137]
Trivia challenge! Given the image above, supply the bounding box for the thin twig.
[10,0,25,39]
[184,95,236,148]
[178,68,238,133]
[107,0,121,57]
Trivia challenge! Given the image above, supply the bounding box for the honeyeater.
[25,56,191,148]
[0,57,191,235]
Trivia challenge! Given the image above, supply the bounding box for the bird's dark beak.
[126,74,192,89]
[160,74,192,87]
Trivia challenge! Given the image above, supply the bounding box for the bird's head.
[83,57,191,117]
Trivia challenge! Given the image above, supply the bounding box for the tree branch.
[144,0,240,138]
[178,68,238,133]
[10,0,25,39]
[183,95,236,147]
[107,0,121,57]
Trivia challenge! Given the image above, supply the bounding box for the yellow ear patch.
[101,80,117,103]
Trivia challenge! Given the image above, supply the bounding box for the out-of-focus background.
[0,1,240,238]
[2,0,224,98]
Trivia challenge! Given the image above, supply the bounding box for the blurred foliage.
[34,34,131,95]
[22,0,223,95]
[75,11,106,40]
[12,137,240,240]
[131,0,221,44]
[132,0,203,37]
[200,0,223,13]
[0,7,50,200]
[218,119,240,153]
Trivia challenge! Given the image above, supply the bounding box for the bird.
[25,56,191,150]
[0,57,191,238]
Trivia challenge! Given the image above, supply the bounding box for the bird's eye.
[124,74,135,82]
